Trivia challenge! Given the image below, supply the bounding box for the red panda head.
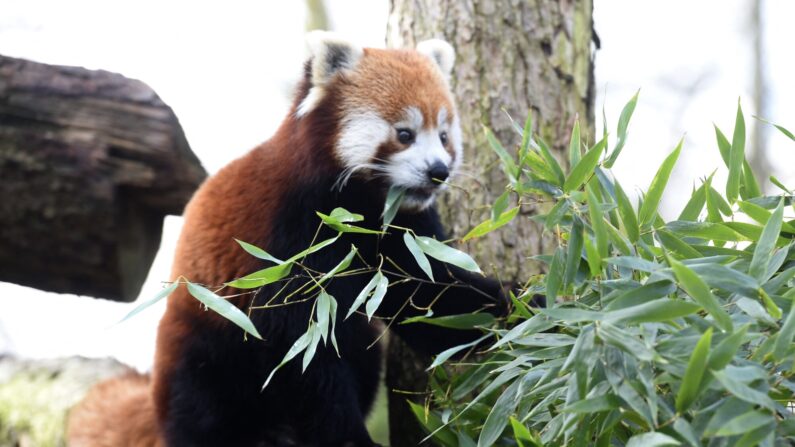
[296,31,462,211]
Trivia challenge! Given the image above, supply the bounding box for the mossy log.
[0,55,206,301]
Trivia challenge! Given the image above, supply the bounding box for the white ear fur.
[306,31,364,87]
[416,39,455,76]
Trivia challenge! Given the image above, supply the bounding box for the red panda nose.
[427,161,450,183]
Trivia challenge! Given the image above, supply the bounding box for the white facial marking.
[334,110,391,189]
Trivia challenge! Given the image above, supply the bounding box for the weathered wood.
[387,1,595,444]
[0,55,206,301]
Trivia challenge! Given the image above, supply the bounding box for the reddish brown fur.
[67,372,163,447]
[68,43,454,446]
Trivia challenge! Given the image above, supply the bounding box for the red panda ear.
[416,39,455,77]
[306,31,363,87]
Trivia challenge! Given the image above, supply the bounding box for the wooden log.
[0,55,206,302]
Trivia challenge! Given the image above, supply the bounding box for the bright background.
[0,0,793,371]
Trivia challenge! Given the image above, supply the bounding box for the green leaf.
[583,234,602,277]
[707,325,748,371]
[625,432,680,447]
[510,417,540,447]
[382,186,405,227]
[415,236,481,273]
[714,411,773,437]
[402,313,495,330]
[604,299,701,325]
[639,139,682,227]
[316,291,331,344]
[305,245,357,292]
[678,182,707,221]
[563,136,607,193]
[235,239,283,264]
[463,206,519,241]
[676,328,712,412]
[749,198,785,280]
[708,185,733,216]
[605,89,639,168]
[519,113,533,167]
[726,100,746,203]
[598,322,658,361]
[226,262,293,289]
[186,282,262,339]
[491,190,510,221]
[408,401,457,447]
[317,211,382,234]
[669,257,732,332]
[364,273,389,320]
[614,182,640,242]
[605,281,676,311]
[288,235,340,262]
[774,297,795,360]
[427,334,490,370]
[118,281,179,324]
[542,307,603,323]
[757,116,795,141]
[664,221,745,242]
[329,207,364,223]
[485,127,518,181]
[345,273,381,320]
[478,379,521,447]
[564,219,584,288]
[301,323,322,372]
[327,294,340,355]
[711,369,775,409]
[656,230,702,259]
[739,200,795,233]
[587,182,608,259]
[536,136,565,186]
[403,232,434,281]
[759,288,782,320]
[546,246,565,301]
[562,394,621,413]
[263,328,312,389]
[569,119,582,166]
[544,199,570,229]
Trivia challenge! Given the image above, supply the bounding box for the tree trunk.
[0,55,206,302]
[386,1,595,444]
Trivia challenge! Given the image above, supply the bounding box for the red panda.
[67,32,512,447]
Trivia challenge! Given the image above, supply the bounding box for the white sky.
[0,0,792,371]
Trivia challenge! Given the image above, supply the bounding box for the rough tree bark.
[0,55,206,302]
[386,1,595,444]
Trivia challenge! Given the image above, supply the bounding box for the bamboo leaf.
[563,136,607,193]
[345,273,380,320]
[404,232,434,281]
[186,282,262,339]
[569,119,581,166]
[382,186,406,227]
[605,89,639,168]
[749,198,785,280]
[118,281,179,324]
[676,328,712,412]
[639,139,682,227]
[235,239,283,264]
[669,258,732,332]
[463,206,520,241]
[614,181,640,242]
[416,236,481,273]
[726,100,746,203]
[364,273,389,320]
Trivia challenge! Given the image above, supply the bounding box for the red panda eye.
[396,128,415,145]
[439,131,448,145]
